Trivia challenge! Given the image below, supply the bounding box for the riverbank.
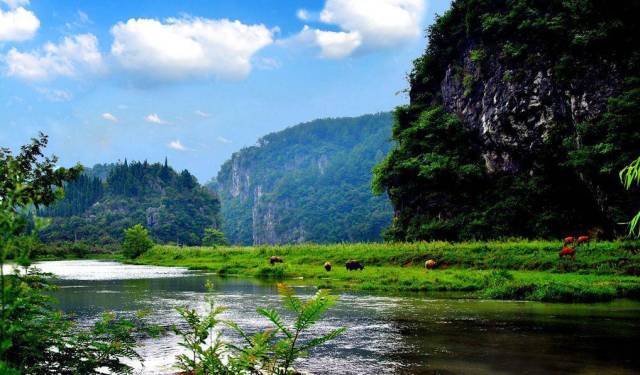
[129,241,640,302]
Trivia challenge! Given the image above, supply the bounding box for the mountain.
[39,160,221,246]
[373,0,640,241]
[214,113,393,245]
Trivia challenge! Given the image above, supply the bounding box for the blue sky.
[1,0,450,182]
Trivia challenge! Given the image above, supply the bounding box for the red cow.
[577,235,589,244]
[559,246,576,258]
[563,236,575,245]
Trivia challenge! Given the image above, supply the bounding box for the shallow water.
[36,260,640,374]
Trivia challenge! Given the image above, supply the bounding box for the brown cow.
[577,235,590,244]
[324,261,332,272]
[345,260,364,271]
[424,259,437,269]
[269,256,284,265]
[559,246,576,259]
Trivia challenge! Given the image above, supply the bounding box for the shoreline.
[120,241,640,303]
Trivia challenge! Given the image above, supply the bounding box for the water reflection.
[39,261,640,375]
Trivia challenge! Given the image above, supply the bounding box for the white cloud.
[36,87,73,102]
[195,110,211,118]
[296,9,311,21]
[289,0,424,58]
[4,33,104,81]
[1,0,30,9]
[110,16,274,82]
[102,112,118,122]
[293,25,361,59]
[0,6,39,41]
[144,113,167,124]
[216,136,232,144]
[168,139,187,151]
[320,0,424,47]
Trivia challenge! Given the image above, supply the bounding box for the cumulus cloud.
[0,5,39,42]
[168,139,187,151]
[110,16,274,83]
[144,113,167,124]
[102,112,118,122]
[216,136,232,144]
[293,26,361,59]
[289,0,424,58]
[4,33,104,81]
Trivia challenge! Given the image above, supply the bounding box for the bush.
[122,224,154,258]
[202,228,229,247]
[69,242,90,258]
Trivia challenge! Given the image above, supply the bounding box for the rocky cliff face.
[215,113,393,245]
[441,46,621,174]
[374,0,640,240]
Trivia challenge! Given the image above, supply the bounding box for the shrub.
[122,224,154,259]
[202,228,229,247]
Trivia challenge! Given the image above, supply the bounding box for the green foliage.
[173,282,344,374]
[173,282,231,374]
[216,113,393,245]
[373,106,485,240]
[620,156,640,236]
[1,134,152,374]
[122,224,154,258]
[469,48,486,63]
[39,159,222,247]
[375,0,640,241]
[202,228,229,246]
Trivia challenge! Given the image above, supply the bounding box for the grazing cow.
[563,236,575,245]
[345,260,364,271]
[559,246,576,258]
[269,256,284,265]
[424,259,437,269]
[577,235,590,244]
[324,261,332,272]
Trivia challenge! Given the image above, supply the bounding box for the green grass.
[130,240,640,302]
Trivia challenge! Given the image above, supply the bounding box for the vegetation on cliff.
[374,0,640,241]
[215,113,393,245]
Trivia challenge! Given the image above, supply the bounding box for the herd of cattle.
[267,236,591,271]
[269,256,442,271]
[559,235,590,259]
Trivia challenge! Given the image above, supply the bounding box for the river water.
[33,260,640,374]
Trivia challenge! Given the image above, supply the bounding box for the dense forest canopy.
[374,0,640,241]
[215,113,393,245]
[40,159,221,246]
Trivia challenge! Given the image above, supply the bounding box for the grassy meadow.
[130,240,640,303]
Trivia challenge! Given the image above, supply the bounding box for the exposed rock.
[440,46,622,174]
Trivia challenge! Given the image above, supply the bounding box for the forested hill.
[39,160,221,246]
[374,0,640,241]
[214,113,393,245]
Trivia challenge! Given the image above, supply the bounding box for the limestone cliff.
[215,113,393,245]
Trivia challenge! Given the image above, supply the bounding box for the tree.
[122,224,154,258]
[1,134,151,374]
[202,228,228,247]
[621,156,640,236]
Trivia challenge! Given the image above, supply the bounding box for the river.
[34,260,640,374]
